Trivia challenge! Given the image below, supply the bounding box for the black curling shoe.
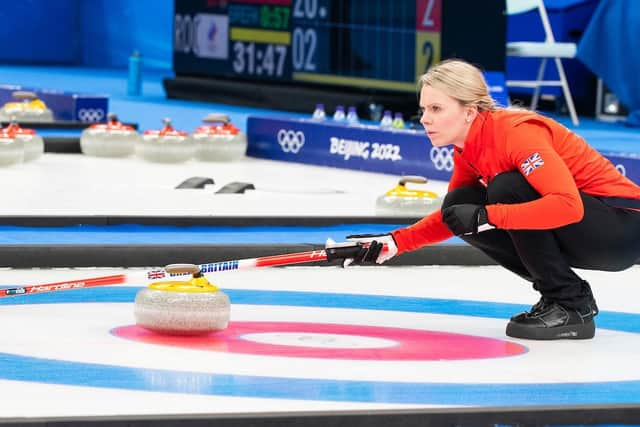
[506,300,596,340]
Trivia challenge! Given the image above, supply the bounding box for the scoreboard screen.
[173,0,505,94]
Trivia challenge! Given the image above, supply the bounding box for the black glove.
[441,204,494,236]
[343,233,398,266]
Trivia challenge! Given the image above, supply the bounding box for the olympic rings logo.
[615,163,627,176]
[277,129,305,153]
[430,146,454,171]
[77,108,106,122]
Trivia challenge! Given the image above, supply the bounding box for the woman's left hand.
[442,204,495,235]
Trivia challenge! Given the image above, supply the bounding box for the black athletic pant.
[442,171,640,309]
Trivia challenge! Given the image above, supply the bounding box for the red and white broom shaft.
[0,274,127,297]
[160,240,367,279]
[0,241,365,298]
[187,248,331,275]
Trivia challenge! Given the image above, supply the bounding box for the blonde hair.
[419,59,499,112]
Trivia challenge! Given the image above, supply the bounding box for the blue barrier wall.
[247,115,640,185]
[0,0,81,64]
[0,0,172,69]
[80,0,173,69]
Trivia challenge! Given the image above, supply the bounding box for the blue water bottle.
[128,51,142,96]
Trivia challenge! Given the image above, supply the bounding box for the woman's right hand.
[343,233,398,266]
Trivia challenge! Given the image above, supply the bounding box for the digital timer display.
[173,0,442,92]
[232,42,288,77]
[171,0,506,106]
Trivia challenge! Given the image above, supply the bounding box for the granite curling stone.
[134,264,230,335]
[375,176,443,217]
[10,122,44,162]
[0,91,54,123]
[2,120,44,162]
[190,113,247,162]
[0,123,25,166]
[80,112,138,157]
[137,117,193,163]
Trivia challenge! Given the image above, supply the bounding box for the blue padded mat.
[0,224,463,245]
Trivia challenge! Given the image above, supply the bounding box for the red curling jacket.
[392,109,640,254]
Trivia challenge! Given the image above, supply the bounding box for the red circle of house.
[113,321,526,361]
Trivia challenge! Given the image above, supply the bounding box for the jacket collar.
[456,110,491,161]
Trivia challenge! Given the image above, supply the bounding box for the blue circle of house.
[1,286,639,406]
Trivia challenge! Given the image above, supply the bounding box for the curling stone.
[137,118,194,163]
[0,123,25,166]
[134,263,230,335]
[0,91,54,123]
[190,113,247,162]
[2,120,43,162]
[80,113,138,157]
[375,176,443,217]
